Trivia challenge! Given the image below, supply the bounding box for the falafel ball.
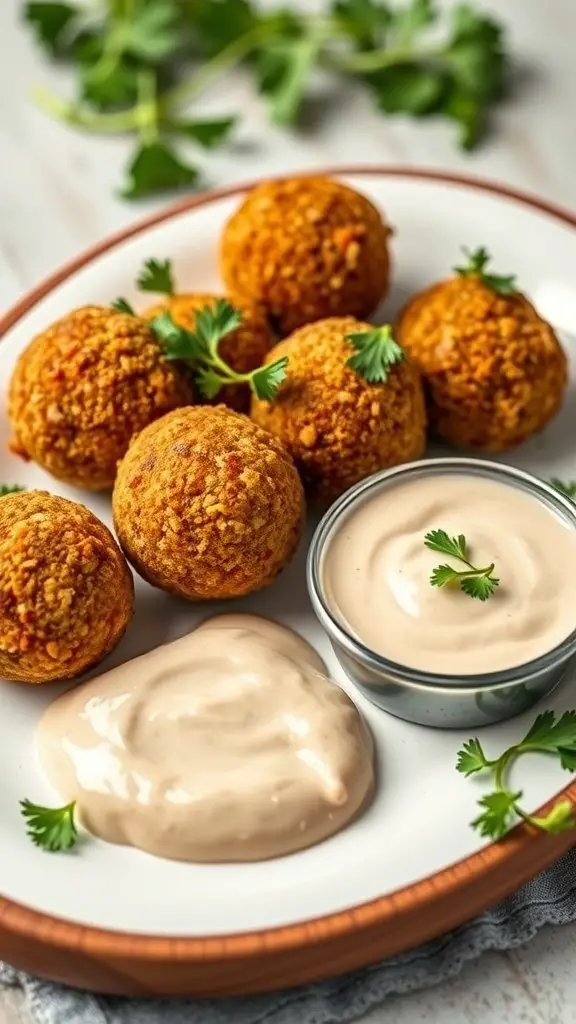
[113,405,305,600]
[396,275,567,451]
[0,491,133,684]
[9,306,193,490]
[220,176,392,334]
[142,293,271,412]
[250,317,426,503]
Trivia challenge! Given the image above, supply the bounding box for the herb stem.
[162,24,273,111]
[330,43,438,74]
[136,69,160,145]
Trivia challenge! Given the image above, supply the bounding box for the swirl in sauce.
[322,474,576,675]
[37,615,374,862]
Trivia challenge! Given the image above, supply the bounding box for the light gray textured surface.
[2,0,576,1020]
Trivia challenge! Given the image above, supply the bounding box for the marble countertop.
[2,0,576,1020]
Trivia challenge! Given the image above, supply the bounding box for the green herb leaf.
[550,478,576,499]
[345,325,404,383]
[250,356,289,400]
[424,529,468,562]
[456,737,490,776]
[257,29,325,126]
[121,140,199,200]
[460,572,498,601]
[24,1,79,55]
[79,57,139,110]
[127,0,181,63]
[195,367,228,399]
[388,0,436,45]
[454,246,517,295]
[111,297,136,315]
[150,311,200,360]
[331,0,391,49]
[168,116,237,148]
[458,710,576,841]
[137,258,175,296]
[20,798,78,852]
[192,0,259,56]
[519,710,576,757]
[429,563,460,588]
[0,484,26,496]
[424,529,499,600]
[371,64,445,115]
[471,789,521,840]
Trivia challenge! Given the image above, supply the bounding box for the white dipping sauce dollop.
[37,615,374,862]
[322,474,576,675]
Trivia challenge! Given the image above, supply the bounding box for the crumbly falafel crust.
[0,491,133,684]
[113,405,305,600]
[9,306,193,490]
[142,293,271,412]
[220,177,391,334]
[396,277,567,450]
[250,317,426,503]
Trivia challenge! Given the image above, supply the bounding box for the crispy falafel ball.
[250,317,426,503]
[396,274,567,451]
[142,293,271,412]
[113,405,305,600]
[9,306,193,491]
[0,491,133,684]
[220,176,392,334]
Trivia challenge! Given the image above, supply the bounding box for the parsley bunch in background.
[25,0,510,199]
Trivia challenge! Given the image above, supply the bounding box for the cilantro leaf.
[257,28,325,126]
[424,529,468,561]
[388,0,436,45]
[471,789,521,840]
[460,572,498,601]
[150,311,200,360]
[454,246,517,295]
[345,325,404,383]
[456,737,490,776]
[137,258,175,296]
[195,298,243,354]
[429,563,460,589]
[168,116,237,148]
[0,484,27,497]
[192,0,258,56]
[371,64,445,116]
[196,367,228,399]
[331,0,391,49]
[250,356,289,400]
[20,798,78,852]
[79,52,139,110]
[127,0,181,63]
[121,140,199,200]
[24,2,79,56]
[519,710,576,755]
[111,298,136,315]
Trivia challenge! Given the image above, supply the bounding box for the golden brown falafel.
[142,293,271,412]
[0,491,133,684]
[250,317,426,503]
[9,306,193,490]
[220,176,391,334]
[396,270,567,451]
[113,405,305,600]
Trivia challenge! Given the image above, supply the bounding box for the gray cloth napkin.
[3,848,576,1024]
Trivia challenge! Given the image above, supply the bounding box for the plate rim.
[1,165,576,994]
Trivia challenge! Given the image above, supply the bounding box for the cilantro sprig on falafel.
[345,324,405,384]
[454,247,518,296]
[150,298,288,401]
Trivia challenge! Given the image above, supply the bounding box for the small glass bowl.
[307,458,576,729]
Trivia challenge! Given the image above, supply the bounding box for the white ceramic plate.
[2,168,576,945]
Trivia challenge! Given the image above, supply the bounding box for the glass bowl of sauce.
[307,458,576,728]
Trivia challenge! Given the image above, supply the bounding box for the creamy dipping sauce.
[322,474,576,675]
[37,615,374,862]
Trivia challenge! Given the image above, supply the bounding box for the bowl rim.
[307,457,576,689]
[2,165,576,996]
